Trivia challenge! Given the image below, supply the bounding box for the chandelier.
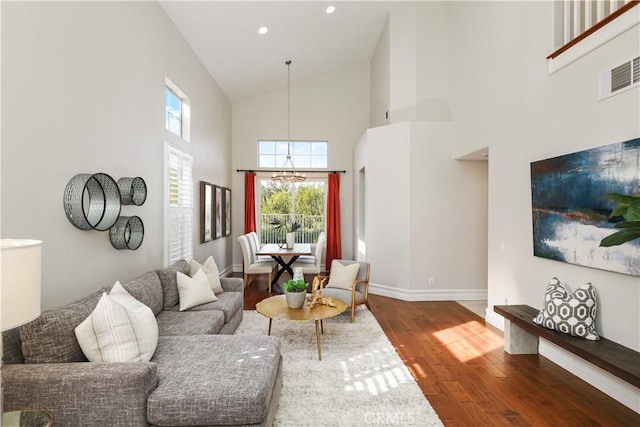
[272,60,306,183]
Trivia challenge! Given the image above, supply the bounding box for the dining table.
[255,243,312,288]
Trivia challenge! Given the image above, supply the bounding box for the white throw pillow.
[177,269,217,311]
[326,262,360,291]
[74,282,159,362]
[189,257,224,294]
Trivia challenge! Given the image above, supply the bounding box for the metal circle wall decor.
[117,177,147,206]
[109,216,144,250]
[63,173,121,231]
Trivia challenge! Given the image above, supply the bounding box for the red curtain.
[325,173,342,267]
[244,172,256,233]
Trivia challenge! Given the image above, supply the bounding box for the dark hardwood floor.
[236,273,639,426]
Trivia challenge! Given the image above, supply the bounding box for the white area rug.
[235,308,443,427]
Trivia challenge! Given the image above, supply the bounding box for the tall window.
[258,140,327,168]
[165,78,190,141]
[259,179,326,244]
[166,144,193,265]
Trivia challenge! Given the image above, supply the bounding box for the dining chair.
[315,259,370,323]
[298,232,325,262]
[293,233,326,278]
[238,235,276,290]
[249,231,272,262]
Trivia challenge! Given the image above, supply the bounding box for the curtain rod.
[236,169,346,174]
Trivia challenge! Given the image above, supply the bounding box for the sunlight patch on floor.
[341,347,413,396]
[432,320,503,363]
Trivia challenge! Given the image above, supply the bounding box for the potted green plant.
[269,217,303,249]
[599,193,640,247]
[281,279,308,309]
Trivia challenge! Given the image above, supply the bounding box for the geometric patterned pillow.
[533,277,599,340]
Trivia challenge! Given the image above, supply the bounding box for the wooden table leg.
[315,320,322,361]
[320,319,324,334]
[268,318,272,336]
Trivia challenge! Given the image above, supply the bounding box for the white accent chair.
[292,233,326,278]
[316,259,370,323]
[238,234,276,290]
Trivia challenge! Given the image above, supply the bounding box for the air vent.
[598,56,640,100]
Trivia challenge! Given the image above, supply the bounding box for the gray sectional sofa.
[2,260,283,426]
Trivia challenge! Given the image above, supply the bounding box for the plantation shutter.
[167,144,194,264]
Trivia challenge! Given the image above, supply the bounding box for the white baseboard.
[220,265,233,277]
[368,283,487,301]
[484,309,505,330]
[455,306,639,413]
[539,339,640,413]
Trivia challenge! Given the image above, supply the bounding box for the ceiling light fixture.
[258,26,269,35]
[272,60,306,183]
[326,5,336,14]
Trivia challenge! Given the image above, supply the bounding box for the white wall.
[363,2,488,299]
[388,3,417,122]
[1,2,233,309]
[231,61,371,268]
[416,1,451,121]
[373,2,452,125]
[445,1,639,409]
[446,1,639,350]
[355,123,412,289]
[355,122,488,299]
[370,17,390,128]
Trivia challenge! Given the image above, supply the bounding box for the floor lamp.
[1,239,43,419]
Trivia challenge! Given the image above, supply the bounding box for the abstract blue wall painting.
[531,138,640,277]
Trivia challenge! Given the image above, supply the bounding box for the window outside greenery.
[259,180,325,244]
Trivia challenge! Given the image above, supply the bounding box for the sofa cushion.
[166,291,242,324]
[121,271,164,316]
[20,287,110,364]
[322,287,366,305]
[156,260,189,309]
[156,310,224,336]
[147,334,281,426]
[75,283,159,362]
[2,327,24,364]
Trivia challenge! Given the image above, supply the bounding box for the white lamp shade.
[1,239,42,331]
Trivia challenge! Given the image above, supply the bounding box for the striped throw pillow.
[74,282,159,362]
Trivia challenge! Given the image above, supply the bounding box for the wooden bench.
[494,304,640,389]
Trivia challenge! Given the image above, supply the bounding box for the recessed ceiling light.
[258,26,268,35]
[326,5,336,14]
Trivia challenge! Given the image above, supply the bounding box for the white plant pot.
[285,291,306,309]
[286,232,295,249]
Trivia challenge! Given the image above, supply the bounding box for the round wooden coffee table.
[256,294,347,360]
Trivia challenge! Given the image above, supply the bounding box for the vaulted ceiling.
[160,1,397,103]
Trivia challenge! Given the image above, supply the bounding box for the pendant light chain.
[287,60,291,143]
[272,59,306,183]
